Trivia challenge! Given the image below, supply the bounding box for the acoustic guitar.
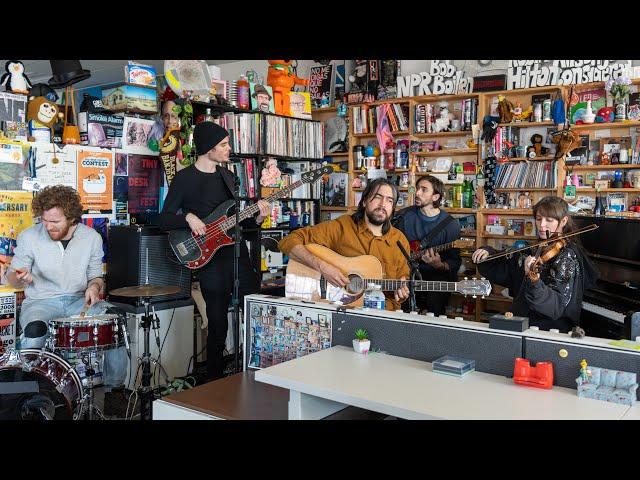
[285,244,491,307]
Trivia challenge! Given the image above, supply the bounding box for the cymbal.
[109,284,181,297]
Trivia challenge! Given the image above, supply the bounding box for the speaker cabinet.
[107,226,191,306]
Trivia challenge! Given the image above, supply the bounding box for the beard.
[365,206,389,226]
[47,223,73,241]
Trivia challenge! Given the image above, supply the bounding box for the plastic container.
[432,355,475,377]
[363,283,385,310]
[237,75,250,110]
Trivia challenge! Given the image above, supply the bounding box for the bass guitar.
[408,237,475,262]
[169,165,333,269]
[285,244,491,307]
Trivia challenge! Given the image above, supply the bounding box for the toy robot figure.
[267,60,309,116]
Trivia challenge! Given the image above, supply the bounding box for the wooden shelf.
[414,148,478,157]
[353,130,410,138]
[494,188,556,192]
[482,234,537,240]
[482,295,514,303]
[498,121,555,128]
[412,93,480,103]
[320,206,349,211]
[574,188,640,193]
[444,208,476,214]
[572,121,640,131]
[566,164,640,171]
[502,156,555,162]
[413,131,472,138]
[480,208,533,215]
[460,230,478,237]
[488,86,563,96]
[324,151,349,157]
[312,106,338,113]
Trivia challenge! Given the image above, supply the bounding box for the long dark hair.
[533,196,578,237]
[351,178,399,235]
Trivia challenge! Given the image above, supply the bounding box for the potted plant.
[353,329,370,354]
[605,76,632,121]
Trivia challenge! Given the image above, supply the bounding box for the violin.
[477,223,598,264]
[526,237,567,282]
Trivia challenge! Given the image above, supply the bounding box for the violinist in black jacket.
[472,196,598,333]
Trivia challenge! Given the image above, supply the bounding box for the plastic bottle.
[462,179,474,208]
[453,185,463,208]
[476,165,485,187]
[237,75,250,110]
[384,142,395,171]
[363,283,386,310]
[204,107,215,123]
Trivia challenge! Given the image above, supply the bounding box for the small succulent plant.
[354,328,369,341]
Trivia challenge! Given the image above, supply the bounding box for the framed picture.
[211,79,227,99]
[249,82,274,113]
[122,116,156,155]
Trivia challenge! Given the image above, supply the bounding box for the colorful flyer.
[127,154,161,214]
[0,191,33,284]
[32,144,77,189]
[76,148,114,217]
[0,292,16,353]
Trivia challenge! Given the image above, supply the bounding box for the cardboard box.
[101,84,158,114]
[78,111,124,148]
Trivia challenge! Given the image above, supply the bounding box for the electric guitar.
[169,165,333,269]
[285,244,491,307]
[408,238,475,262]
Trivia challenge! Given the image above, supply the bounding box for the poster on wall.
[309,64,335,108]
[113,175,128,214]
[122,116,157,155]
[127,154,161,214]
[0,141,29,191]
[76,148,114,217]
[159,129,180,185]
[81,217,109,264]
[0,293,16,353]
[31,144,77,189]
[248,302,332,369]
[0,191,33,284]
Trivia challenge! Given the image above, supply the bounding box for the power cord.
[153,307,176,386]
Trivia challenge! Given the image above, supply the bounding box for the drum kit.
[0,284,180,421]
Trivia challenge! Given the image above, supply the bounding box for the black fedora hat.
[48,60,91,88]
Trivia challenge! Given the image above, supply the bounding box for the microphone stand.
[232,177,242,374]
[396,241,421,313]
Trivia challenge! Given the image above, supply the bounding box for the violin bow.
[477,223,599,264]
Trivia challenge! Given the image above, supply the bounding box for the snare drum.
[49,314,123,351]
[0,349,83,420]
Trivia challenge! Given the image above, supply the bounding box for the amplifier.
[107,225,191,306]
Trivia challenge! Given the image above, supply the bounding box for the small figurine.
[595,106,615,123]
[497,95,515,123]
[1,60,32,94]
[511,102,533,122]
[526,133,548,158]
[579,359,592,384]
[319,93,330,108]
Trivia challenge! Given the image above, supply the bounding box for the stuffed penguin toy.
[1,61,32,94]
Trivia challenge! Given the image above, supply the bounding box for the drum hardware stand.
[139,295,155,421]
[77,352,105,421]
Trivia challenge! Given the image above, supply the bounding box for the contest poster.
[76,148,114,216]
[127,154,161,214]
[0,292,16,353]
[32,144,77,189]
[248,302,332,369]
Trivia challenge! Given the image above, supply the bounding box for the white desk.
[254,346,631,420]
[621,404,640,420]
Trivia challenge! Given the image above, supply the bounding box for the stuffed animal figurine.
[497,95,514,123]
[526,133,549,158]
[551,129,581,160]
[595,106,615,123]
[1,61,32,94]
[267,60,309,116]
[26,96,63,142]
[511,102,533,122]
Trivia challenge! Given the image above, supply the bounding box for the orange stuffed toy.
[267,60,309,115]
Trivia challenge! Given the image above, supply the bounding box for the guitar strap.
[219,166,238,199]
[419,213,455,250]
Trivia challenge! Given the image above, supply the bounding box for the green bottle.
[462,179,474,208]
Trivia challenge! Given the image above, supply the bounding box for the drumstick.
[79,302,90,318]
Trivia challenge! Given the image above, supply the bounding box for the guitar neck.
[410,240,457,261]
[218,178,306,232]
[364,279,458,292]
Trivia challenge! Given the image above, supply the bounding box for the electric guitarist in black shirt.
[158,122,271,380]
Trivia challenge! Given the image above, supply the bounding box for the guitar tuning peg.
[481,277,485,280]
[472,295,477,299]
[464,277,468,280]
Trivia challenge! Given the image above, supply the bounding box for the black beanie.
[193,121,229,155]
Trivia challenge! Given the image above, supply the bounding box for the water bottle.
[364,283,386,310]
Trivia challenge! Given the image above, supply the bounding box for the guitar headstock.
[302,165,335,184]
[456,278,491,297]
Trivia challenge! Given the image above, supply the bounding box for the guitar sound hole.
[346,275,364,295]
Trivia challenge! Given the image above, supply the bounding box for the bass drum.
[0,349,83,420]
